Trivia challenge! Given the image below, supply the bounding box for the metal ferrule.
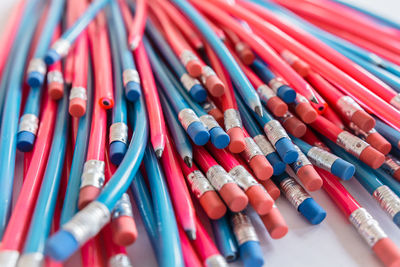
[178,108,201,131]
[337,96,362,119]
[231,212,259,245]
[123,69,140,87]
[229,165,259,191]
[80,160,105,189]
[263,120,289,146]
[200,114,219,131]
[224,109,242,131]
[201,66,217,82]
[51,38,71,58]
[206,165,235,191]
[62,201,111,245]
[277,111,294,124]
[47,70,64,84]
[290,145,312,173]
[112,193,134,220]
[268,77,285,94]
[373,185,400,220]
[390,94,400,110]
[349,208,387,247]
[16,253,43,267]
[253,134,275,156]
[307,146,338,172]
[109,122,129,144]
[0,250,19,267]
[280,177,310,209]
[257,84,275,102]
[187,170,214,198]
[205,254,228,267]
[180,50,198,66]
[70,86,87,101]
[281,50,297,65]
[202,99,217,113]
[235,42,246,53]
[381,155,400,176]
[336,131,369,158]
[109,254,133,267]
[241,137,263,162]
[18,114,39,135]
[180,73,200,92]
[295,94,308,104]
[27,58,46,75]
[348,123,376,139]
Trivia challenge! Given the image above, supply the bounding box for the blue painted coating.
[375,117,400,148]
[239,241,264,267]
[373,168,400,198]
[211,217,238,262]
[393,212,400,228]
[298,198,327,225]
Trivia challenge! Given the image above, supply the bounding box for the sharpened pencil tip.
[310,95,319,104]
[185,229,196,240]
[254,105,263,116]
[155,148,163,159]
[184,156,193,168]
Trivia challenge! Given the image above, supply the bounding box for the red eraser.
[249,154,273,180]
[297,165,323,191]
[219,183,248,212]
[267,96,288,117]
[359,146,385,169]
[394,169,400,182]
[78,186,101,210]
[365,132,392,155]
[291,60,310,78]
[69,98,87,118]
[351,110,375,133]
[186,60,202,77]
[372,238,400,267]
[295,102,317,123]
[111,216,138,246]
[246,185,274,215]
[260,179,280,200]
[239,48,255,65]
[227,127,246,153]
[208,108,224,127]
[260,206,288,239]
[48,82,64,100]
[199,191,227,220]
[205,75,225,97]
[282,117,307,138]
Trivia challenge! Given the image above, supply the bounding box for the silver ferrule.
[205,254,228,267]
[277,111,294,124]
[80,160,105,189]
[51,38,71,58]
[290,145,311,173]
[337,96,362,119]
[16,253,43,267]
[47,70,64,84]
[109,122,129,144]
[390,94,400,110]
[27,58,46,75]
[336,131,369,158]
[349,208,387,247]
[0,250,19,267]
[200,114,219,131]
[206,165,235,191]
[263,120,289,146]
[373,185,400,220]
[112,193,134,220]
[224,109,242,131]
[235,42,246,53]
[180,50,198,66]
[348,123,376,139]
[123,69,140,87]
[231,212,259,245]
[229,165,259,191]
[109,254,133,267]
[181,73,200,92]
[295,93,308,104]
[70,86,87,101]
[202,99,217,113]
[280,177,310,209]
[281,50,297,65]
[307,146,338,172]
[382,155,400,176]
[268,77,285,93]
[201,66,216,81]
[187,170,214,198]
[62,201,111,245]
[241,137,263,162]
[253,134,275,156]
[257,84,275,102]
[178,108,201,131]
[18,114,39,135]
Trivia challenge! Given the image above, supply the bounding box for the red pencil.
[127,0,147,50]
[102,224,133,267]
[179,225,203,267]
[223,27,255,65]
[81,235,105,267]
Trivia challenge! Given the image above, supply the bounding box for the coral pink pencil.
[81,235,105,267]
[102,224,133,267]
[223,27,255,65]
[127,0,147,50]
[178,226,203,267]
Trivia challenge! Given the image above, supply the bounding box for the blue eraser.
[331,158,355,181]
[277,85,296,104]
[298,198,327,225]
[187,121,210,146]
[239,241,264,267]
[27,71,45,87]
[210,127,230,149]
[17,131,36,152]
[44,49,60,65]
[125,81,141,102]
[266,152,286,175]
[110,141,128,165]
[393,212,400,228]
[45,230,79,261]
[275,137,298,164]
[189,83,207,103]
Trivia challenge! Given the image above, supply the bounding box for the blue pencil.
[211,216,238,262]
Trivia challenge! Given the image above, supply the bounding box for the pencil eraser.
[366,132,392,155]
[208,108,224,127]
[45,230,78,261]
[199,190,227,220]
[240,49,255,65]
[27,71,45,87]
[282,117,306,138]
[291,60,310,78]
[210,127,230,149]
[277,85,296,103]
[110,141,128,165]
[246,185,273,215]
[187,121,210,146]
[219,183,248,212]
[297,198,326,225]
[69,98,86,117]
[297,165,323,191]
[205,75,225,97]
[78,186,101,210]
[295,102,317,123]
[249,154,273,180]
[261,179,281,200]
[393,212,400,228]
[17,131,36,152]
[267,96,288,117]
[112,216,138,246]
[125,81,141,102]
[186,60,202,77]
[239,241,264,267]
[190,84,207,103]
[44,49,60,65]
[260,207,288,239]
[275,137,298,164]
[331,158,355,180]
[48,82,64,100]
[227,127,246,153]
[351,110,375,132]
[359,146,385,169]
[372,238,400,267]
[266,153,286,175]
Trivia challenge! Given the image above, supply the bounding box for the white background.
[1,0,400,266]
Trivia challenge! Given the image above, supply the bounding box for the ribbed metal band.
[187,170,214,198]
[27,58,46,75]
[296,93,308,104]
[112,193,134,220]
[280,177,310,209]
[263,120,289,146]
[257,84,275,102]
[80,160,105,189]
[253,134,275,156]
[180,50,198,66]
[373,185,400,220]
[205,254,228,267]
[229,165,259,191]
[123,69,140,87]
[381,155,400,176]
[277,111,293,124]
[337,96,361,119]
[281,50,297,65]
[336,131,369,158]
[200,114,219,131]
[51,38,71,57]
[290,145,311,173]
[109,122,129,144]
[18,114,39,135]
[47,70,64,84]
[178,108,200,130]
[202,99,217,113]
[0,250,19,267]
[307,146,338,172]
[231,212,259,245]
[70,86,87,100]
[390,94,400,110]
[180,73,200,92]
[201,66,216,81]
[224,109,242,131]
[109,254,133,267]
[268,77,285,93]
[235,42,246,53]
[241,137,263,162]
[348,122,369,139]
[17,253,43,267]
[206,165,235,191]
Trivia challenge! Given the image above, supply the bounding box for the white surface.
[1,1,400,267]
